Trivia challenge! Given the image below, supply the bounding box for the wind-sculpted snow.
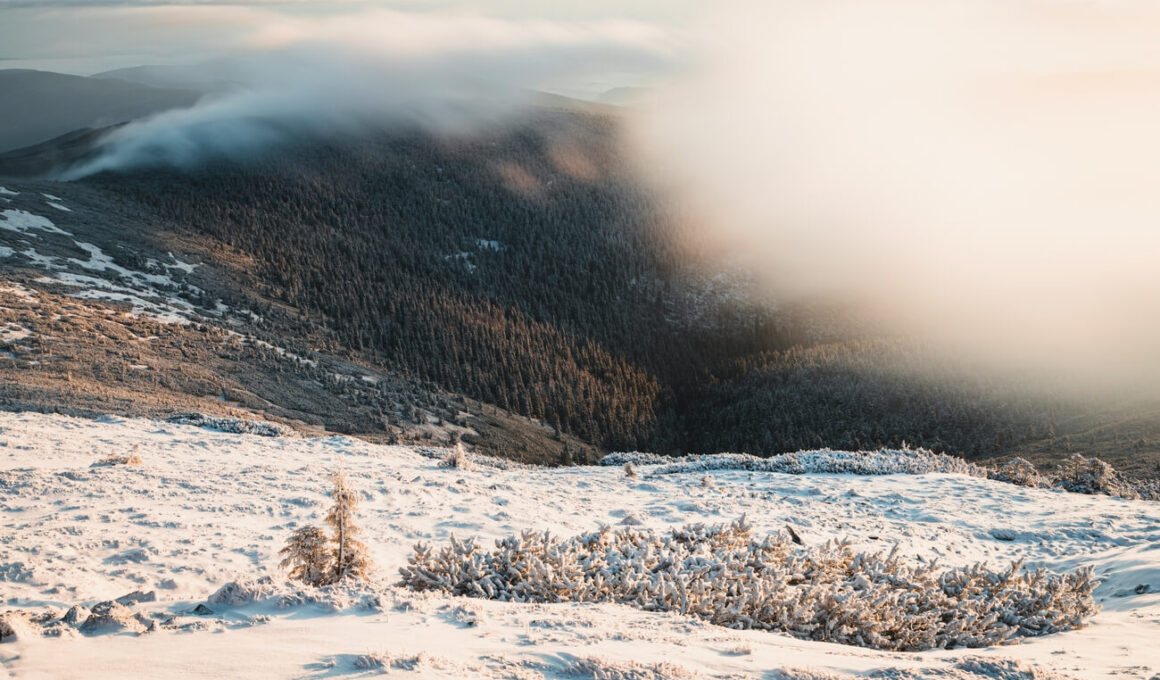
[601,448,989,478]
[400,518,1099,652]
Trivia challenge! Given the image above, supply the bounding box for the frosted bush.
[440,442,473,471]
[166,413,289,437]
[602,448,1158,502]
[418,446,529,471]
[400,519,1098,652]
[92,445,143,467]
[602,448,988,478]
[990,458,1045,488]
[566,657,708,680]
[1052,454,1129,497]
[93,452,142,467]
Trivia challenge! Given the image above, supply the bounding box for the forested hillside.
[74,108,1160,471]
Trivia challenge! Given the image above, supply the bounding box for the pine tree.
[279,525,332,586]
[325,470,373,583]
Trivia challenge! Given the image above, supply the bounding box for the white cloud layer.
[631,0,1160,392]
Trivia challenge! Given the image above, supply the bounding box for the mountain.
[597,86,656,106]
[3,107,1160,474]
[92,63,241,94]
[0,69,199,153]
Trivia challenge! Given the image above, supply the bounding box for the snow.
[39,273,197,325]
[165,253,199,274]
[0,209,70,236]
[0,411,1157,679]
[0,283,36,302]
[0,203,213,325]
[0,322,31,343]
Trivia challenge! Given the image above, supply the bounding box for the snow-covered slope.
[1,412,1157,679]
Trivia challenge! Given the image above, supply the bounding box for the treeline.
[668,340,1072,458]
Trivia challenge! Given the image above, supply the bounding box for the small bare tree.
[279,525,332,586]
[326,470,374,583]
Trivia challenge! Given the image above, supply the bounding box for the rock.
[191,603,214,616]
[209,581,254,606]
[61,604,91,626]
[989,528,1018,541]
[40,623,79,639]
[133,613,156,632]
[105,548,151,565]
[0,611,39,642]
[116,590,156,606]
[79,601,147,635]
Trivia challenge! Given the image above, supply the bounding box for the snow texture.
[0,411,1157,679]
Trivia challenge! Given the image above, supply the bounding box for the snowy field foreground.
[1,412,1158,679]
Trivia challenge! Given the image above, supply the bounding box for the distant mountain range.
[0,69,199,153]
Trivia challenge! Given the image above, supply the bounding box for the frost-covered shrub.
[418,446,528,471]
[866,657,1080,680]
[1052,454,1130,497]
[400,519,1099,652]
[280,526,332,586]
[281,471,373,586]
[92,446,143,467]
[440,442,473,471]
[602,448,989,478]
[353,652,388,670]
[327,470,374,583]
[989,458,1044,488]
[566,657,707,679]
[211,578,278,606]
[603,448,1159,502]
[601,452,673,467]
[166,413,289,437]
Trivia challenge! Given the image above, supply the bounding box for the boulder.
[191,603,214,616]
[0,611,39,642]
[61,604,91,626]
[115,590,156,606]
[79,601,147,635]
[209,581,254,606]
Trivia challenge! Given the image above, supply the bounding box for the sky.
[0,0,695,95]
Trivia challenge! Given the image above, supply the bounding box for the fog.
[61,8,678,178]
[55,0,1160,395]
[630,0,1160,394]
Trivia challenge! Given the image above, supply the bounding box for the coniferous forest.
[84,109,1160,471]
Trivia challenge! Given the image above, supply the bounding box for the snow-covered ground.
[0,204,204,325]
[1,412,1157,679]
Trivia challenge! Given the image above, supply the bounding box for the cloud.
[59,7,680,177]
[631,0,1160,392]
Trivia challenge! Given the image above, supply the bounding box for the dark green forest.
[85,109,1160,469]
